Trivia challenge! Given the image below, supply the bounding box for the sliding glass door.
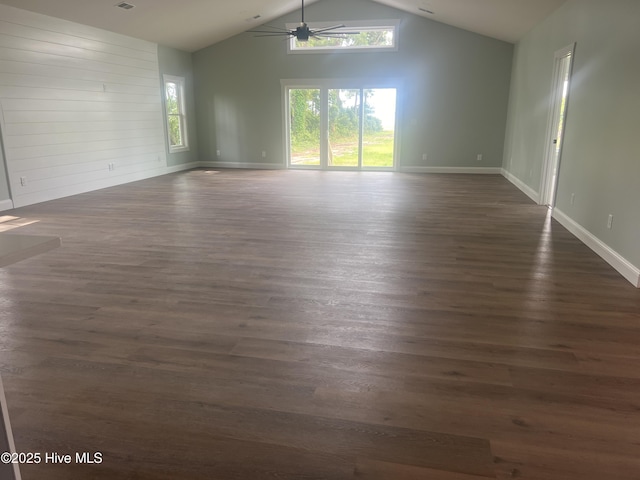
[362,88,396,168]
[286,83,397,170]
[328,88,360,167]
[289,88,321,167]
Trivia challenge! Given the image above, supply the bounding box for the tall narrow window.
[163,75,189,153]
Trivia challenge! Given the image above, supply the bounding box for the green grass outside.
[291,130,395,167]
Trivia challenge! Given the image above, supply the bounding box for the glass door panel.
[289,88,321,166]
[328,89,361,167]
[362,88,396,168]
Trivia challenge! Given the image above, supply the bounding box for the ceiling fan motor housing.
[296,24,310,41]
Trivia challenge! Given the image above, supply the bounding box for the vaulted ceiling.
[0,0,566,52]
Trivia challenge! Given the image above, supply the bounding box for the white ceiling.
[0,0,566,52]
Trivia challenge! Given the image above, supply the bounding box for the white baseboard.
[553,208,640,288]
[0,199,14,212]
[501,169,540,204]
[11,165,168,209]
[200,162,284,170]
[400,166,502,174]
[7,163,197,210]
[166,162,200,173]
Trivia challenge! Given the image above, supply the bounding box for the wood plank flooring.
[0,169,639,479]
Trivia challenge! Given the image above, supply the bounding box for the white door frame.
[0,103,15,211]
[282,82,324,169]
[540,43,575,207]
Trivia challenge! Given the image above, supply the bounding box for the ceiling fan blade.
[313,31,360,35]
[312,32,360,38]
[311,34,348,40]
[311,24,346,34]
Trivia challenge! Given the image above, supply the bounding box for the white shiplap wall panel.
[0,32,158,71]
[0,86,160,104]
[0,21,158,63]
[16,159,165,206]
[0,4,169,208]
[5,120,162,136]
[0,60,160,87]
[24,153,162,182]
[17,144,161,171]
[0,49,157,80]
[2,99,160,112]
[0,73,160,96]
[7,135,164,161]
[2,86,160,106]
[12,161,166,206]
[4,110,160,124]
[6,127,162,148]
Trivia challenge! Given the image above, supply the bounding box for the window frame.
[281,77,403,172]
[163,74,189,153]
[286,19,400,54]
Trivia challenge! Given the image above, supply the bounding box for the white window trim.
[163,74,189,154]
[286,19,400,54]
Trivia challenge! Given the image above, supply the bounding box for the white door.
[541,44,575,207]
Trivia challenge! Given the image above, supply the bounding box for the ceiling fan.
[249,0,359,42]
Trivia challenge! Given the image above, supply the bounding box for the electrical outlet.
[422,153,427,161]
[476,153,483,161]
[570,193,575,205]
[607,214,613,229]
[262,151,267,158]
[216,150,221,157]
[20,176,27,186]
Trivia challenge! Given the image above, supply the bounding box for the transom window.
[288,20,399,53]
[163,75,189,153]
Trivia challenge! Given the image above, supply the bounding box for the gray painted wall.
[158,45,199,167]
[503,0,640,269]
[192,0,513,169]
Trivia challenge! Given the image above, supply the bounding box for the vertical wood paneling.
[0,4,168,207]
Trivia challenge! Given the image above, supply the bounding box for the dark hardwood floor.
[1,169,639,479]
